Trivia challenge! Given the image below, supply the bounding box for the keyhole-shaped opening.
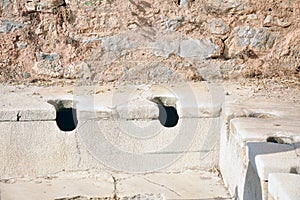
[151,97,179,128]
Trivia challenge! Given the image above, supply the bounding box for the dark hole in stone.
[268,8,272,11]
[47,100,78,132]
[150,97,179,127]
[266,136,291,144]
[157,104,179,128]
[267,137,281,143]
[177,0,181,5]
[290,167,298,174]
[56,108,78,131]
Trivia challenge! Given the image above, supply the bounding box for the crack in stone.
[112,175,118,200]
[75,131,82,168]
[142,177,181,197]
[16,111,21,121]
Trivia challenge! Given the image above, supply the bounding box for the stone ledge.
[0,93,56,121]
[0,82,223,121]
[247,142,300,181]
[223,101,300,122]
[230,118,300,147]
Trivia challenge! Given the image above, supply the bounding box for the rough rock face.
[0,0,299,84]
[224,26,277,58]
[266,29,300,75]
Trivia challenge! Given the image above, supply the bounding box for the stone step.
[268,173,300,200]
[219,100,300,200]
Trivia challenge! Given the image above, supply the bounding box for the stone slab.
[76,118,220,172]
[223,101,300,122]
[0,170,230,200]
[149,82,223,118]
[0,117,220,177]
[0,171,114,200]
[0,121,82,177]
[0,82,223,121]
[152,37,222,59]
[230,118,300,147]
[0,93,56,121]
[268,173,300,200]
[114,170,230,199]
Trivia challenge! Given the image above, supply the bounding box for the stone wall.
[0,0,299,84]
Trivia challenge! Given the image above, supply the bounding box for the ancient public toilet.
[0,82,299,200]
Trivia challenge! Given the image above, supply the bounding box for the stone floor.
[0,170,231,200]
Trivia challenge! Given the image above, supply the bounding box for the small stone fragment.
[179,38,222,59]
[0,20,24,33]
[263,15,291,28]
[208,18,229,35]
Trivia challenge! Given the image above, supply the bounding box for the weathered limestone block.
[179,38,222,59]
[152,38,223,59]
[208,18,229,35]
[101,35,135,52]
[0,121,80,177]
[224,26,277,58]
[152,39,180,58]
[64,62,93,79]
[160,16,185,32]
[0,83,224,176]
[116,99,159,119]
[33,53,87,79]
[0,93,56,121]
[248,142,300,181]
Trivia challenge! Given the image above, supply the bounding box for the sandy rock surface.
[0,0,299,85]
